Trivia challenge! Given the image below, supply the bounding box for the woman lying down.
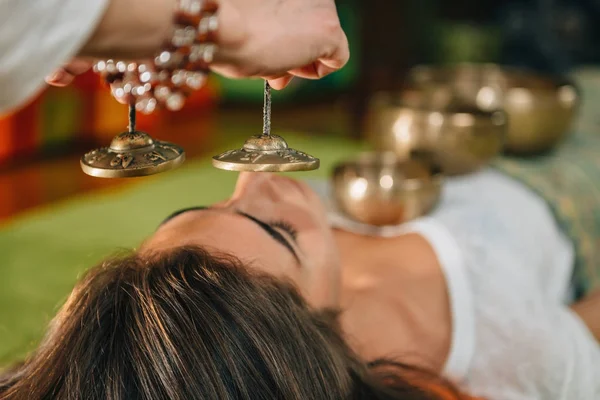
[1,170,599,400]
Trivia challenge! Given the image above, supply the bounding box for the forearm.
[571,290,600,343]
[79,0,174,59]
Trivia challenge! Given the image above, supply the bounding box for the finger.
[63,59,94,75]
[46,59,94,87]
[287,52,346,81]
[286,31,350,80]
[261,73,288,81]
[321,31,350,72]
[111,92,133,105]
[45,69,76,87]
[268,75,294,90]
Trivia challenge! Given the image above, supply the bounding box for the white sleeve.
[0,0,109,114]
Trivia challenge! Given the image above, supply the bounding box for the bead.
[139,71,155,84]
[155,51,185,69]
[189,43,216,65]
[116,61,127,73]
[154,85,172,101]
[93,61,106,73]
[123,82,134,94]
[110,81,125,98]
[132,85,147,97]
[127,63,138,72]
[178,0,203,15]
[111,86,126,101]
[136,97,158,114]
[185,72,206,90]
[166,92,185,111]
[172,25,197,47]
[198,13,218,36]
[138,64,150,74]
[158,70,171,82]
[202,43,216,63]
[171,70,187,86]
[105,60,117,74]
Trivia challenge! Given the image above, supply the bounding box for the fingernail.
[46,70,64,82]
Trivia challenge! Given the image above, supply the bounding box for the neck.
[333,230,452,372]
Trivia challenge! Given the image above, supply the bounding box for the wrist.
[80,0,174,59]
[571,290,600,343]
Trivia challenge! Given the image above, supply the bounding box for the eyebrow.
[160,206,208,227]
[236,211,300,263]
[159,207,300,262]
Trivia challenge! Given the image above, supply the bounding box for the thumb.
[266,75,294,90]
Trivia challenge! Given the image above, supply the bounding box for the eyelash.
[270,220,298,241]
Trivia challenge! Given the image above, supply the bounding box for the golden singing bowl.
[331,152,442,226]
[407,63,580,154]
[366,93,506,176]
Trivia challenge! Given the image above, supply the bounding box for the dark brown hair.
[0,246,461,400]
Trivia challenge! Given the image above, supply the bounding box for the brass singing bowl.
[331,152,442,226]
[366,94,506,176]
[407,63,579,154]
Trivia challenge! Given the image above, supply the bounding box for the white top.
[308,169,600,400]
[0,0,108,114]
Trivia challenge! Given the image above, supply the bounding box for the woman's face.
[145,172,341,308]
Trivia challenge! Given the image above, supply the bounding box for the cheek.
[286,199,339,270]
[297,227,341,307]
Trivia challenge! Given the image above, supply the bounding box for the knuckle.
[320,14,343,37]
[318,15,348,61]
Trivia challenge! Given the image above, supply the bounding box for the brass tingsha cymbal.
[81,130,185,178]
[212,134,319,172]
[212,81,320,172]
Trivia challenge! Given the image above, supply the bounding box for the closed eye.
[237,212,300,263]
[156,206,301,264]
[270,220,298,241]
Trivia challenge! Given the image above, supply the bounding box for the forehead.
[144,209,298,278]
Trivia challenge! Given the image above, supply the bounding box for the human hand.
[45,0,349,97]
[213,0,350,89]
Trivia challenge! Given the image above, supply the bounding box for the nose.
[235,171,269,189]
[232,172,275,199]
[235,172,312,202]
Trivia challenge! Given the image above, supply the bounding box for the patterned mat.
[495,122,600,298]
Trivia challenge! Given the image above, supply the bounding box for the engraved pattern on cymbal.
[81,140,185,178]
[146,151,168,162]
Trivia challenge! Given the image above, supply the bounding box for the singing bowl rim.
[406,63,580,105]
[332,151,443,192]
[366,99,509,135]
